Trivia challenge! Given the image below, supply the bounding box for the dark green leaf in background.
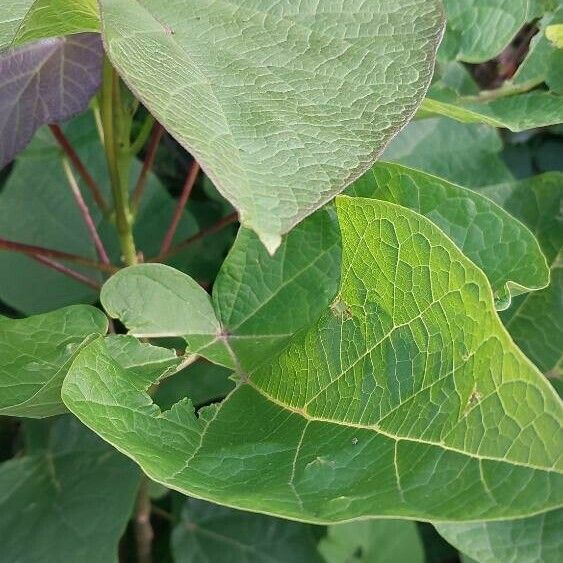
[172,499,324,563]
[0,416,139,563]
[319,519,424,563]
[436,509,563,563]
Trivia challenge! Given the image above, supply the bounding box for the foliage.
[0,1,561,562]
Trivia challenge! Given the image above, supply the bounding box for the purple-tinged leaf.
[0,32,102,168]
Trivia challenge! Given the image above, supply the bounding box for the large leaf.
[172,499,323,563]
[382,117,513,188]
[347,163,549,309]
[0,0,99,51]
[0,113,197,314]
[0,416,139,563]
[435,509,563,563]
[63,197,563,523]
[0,33,102,167]
[102,208,341,370]
[319,520,424,563]
[97,0,444,252]
[0,305,107,418]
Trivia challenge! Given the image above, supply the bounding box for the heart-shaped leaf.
[63,197,563,523]
[97,0,445,251]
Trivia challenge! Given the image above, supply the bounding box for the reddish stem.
[31,256,102,289]
[151,212,238,262]
[62,159,111,265]
[158,161,200,258]
[131,123,164,212]
[0,238,118,274]
[49,124,110,215]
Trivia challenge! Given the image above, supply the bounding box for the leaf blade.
[98,0,445,250]
[63,197,563,523]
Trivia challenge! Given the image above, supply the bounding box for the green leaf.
[547,23,563,47]
[319,520,424,563]
[172,499,324,563]
[435,509,563,563]
[63,197,563,523]
[97,0,444,252]
[0,0,99,51]
[442,0,531,63]
[513,7,563,87]
[0,112,197,315]
[155,361,234,411]
[382,117,513,187]
[422,90,563,132]
[347,162,549,309]
[480,173,563,379]
[101,263,220,340]
[431,173,563,563]
[0,416,139,563]
[102,209,341,370]
[0,305,107,418]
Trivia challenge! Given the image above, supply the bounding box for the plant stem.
[131,123,164,213]
[134,478,154,563]
[158,161,200,258]
[151,212,238,262]
[101,57,138,266]
[0,238,117,273]
[460,78,541,103]
[49,124,110,216]
[62,158,111,265]
[130,114,156,156]
[31,256,102,289]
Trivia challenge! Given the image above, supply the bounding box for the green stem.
[101,57,138,266]
[460,78,541,103]
[130,114,156,155]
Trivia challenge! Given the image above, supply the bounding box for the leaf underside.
[98,0,445,251]
[0,33,102,167]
